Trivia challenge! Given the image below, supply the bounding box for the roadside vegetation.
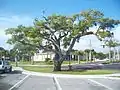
[22,66,120,75]
[11,60,85,66]
[102,60,120,64]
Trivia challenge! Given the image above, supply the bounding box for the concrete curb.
[13,67,120,79]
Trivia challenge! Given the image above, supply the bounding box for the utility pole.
[109,47,111,62]
[89,39,92,62]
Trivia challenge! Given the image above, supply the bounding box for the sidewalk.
[13,67,120,79]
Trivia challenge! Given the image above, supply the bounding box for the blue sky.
[0,0,120,52]
[1,0,120,18]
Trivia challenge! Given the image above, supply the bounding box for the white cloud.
[0,15,33,50]
[113,26,120,41]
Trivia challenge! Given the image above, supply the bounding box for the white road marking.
[53,76,62,90]
[106,77,120,80]
[9,74,30,90]
[88,79,113,90]
[0,74,7,77]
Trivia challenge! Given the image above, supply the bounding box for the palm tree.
[84,49,90,63]
[0,47,5,59]
[105,39,120,62]
[77,50,84,64]
[91,49,96,62]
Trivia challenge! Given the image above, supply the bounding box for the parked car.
[0,60,12,73]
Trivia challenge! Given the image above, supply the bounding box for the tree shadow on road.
[9,70,22,74]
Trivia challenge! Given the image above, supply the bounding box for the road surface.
[0,70,26,90]
[0,70,120,90]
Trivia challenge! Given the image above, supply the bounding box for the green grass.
[22,66,120,75]
[11,61,47,66]
[23,66,53,73]
[11,60,85,67]
[62,60,86,65]
[63,61,78,64]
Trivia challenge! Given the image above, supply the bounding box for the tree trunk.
[117,48,120,61]
[86,53,88,63]
[53,53,62,71]
[78,55,80,64]
[53,61,62,71]
[85,52,87,63]
[89,51,92,62]
[113,48,116,61]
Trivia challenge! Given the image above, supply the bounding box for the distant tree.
[84,49,90,61]
[95,52,106,60]
[0,47,5,58]
[12,42,37,61]
[105,39,120,61]
[0,47,10,60]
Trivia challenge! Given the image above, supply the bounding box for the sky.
[0,0,120,52]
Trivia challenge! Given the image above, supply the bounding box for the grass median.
[22,66,120,75]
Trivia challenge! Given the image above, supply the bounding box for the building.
[33,50,85,62]
[33,51,55,61]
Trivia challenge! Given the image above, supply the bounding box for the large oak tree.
[6,10,120,71]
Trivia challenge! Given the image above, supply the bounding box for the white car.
[0,60,12,73]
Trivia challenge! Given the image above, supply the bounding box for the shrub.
[45,58,51,62]
[47,60,53,65]
[102,61,110,64]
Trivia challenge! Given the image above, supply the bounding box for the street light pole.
[89,39,92,62]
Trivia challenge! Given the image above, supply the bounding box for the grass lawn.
[22,66,120,75]
[11,60,85,67]
[63,60,86,64]
[11,61,48,66]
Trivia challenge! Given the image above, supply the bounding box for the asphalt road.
[0,70,26,90]
[57,77,120,90]
[62,62,120,70]
[1,71,120,90]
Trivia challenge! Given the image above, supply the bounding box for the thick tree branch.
[19,41,39,48]
[58,31,69,40]
[66,37,77,55]
[42,24,59,42]
[18,40,58,54]
[39,44,57,53]
[66,31,94,56]
[37,27,61,54]
[44,37,60,51]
